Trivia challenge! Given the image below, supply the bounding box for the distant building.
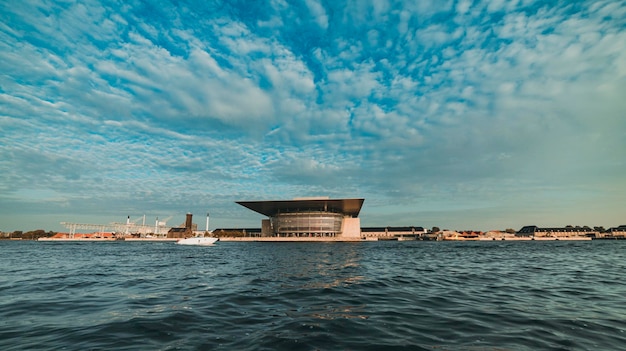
[167,213,197,238]
[606,225,626,238]
[49,232,115,239]
[212,228,262,237]
[361,226,426,239]
[516,225,596,238]
[236,197,364,238]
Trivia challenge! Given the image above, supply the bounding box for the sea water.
[1,240,625,350]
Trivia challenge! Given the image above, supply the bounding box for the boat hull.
[176,237,219,245]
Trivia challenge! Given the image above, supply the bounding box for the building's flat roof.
[236,198,365,217]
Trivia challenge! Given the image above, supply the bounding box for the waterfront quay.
[32,235,598,242]
[36,237,179,242]
[216,236,593,242]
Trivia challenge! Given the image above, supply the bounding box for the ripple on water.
[1,241,626,350]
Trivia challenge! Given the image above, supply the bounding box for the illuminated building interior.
[237,197,364,238]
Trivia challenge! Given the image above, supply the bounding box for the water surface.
[1,241,625,350]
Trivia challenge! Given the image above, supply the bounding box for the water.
[1,241,625,350]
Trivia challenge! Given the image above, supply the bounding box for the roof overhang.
[236,198,365,217]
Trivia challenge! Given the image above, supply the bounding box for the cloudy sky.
[1,0,625,232]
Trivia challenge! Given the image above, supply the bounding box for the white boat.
[176,212,218,245]
[176,236,219,246]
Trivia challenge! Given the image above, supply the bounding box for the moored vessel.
[176,236,218,245]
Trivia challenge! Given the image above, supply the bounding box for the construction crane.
[61,214,174,238]
[60,222,108,238]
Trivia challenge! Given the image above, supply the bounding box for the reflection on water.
[290,304,370,320]
[237,243,369,322]
[297,275,363,290]
[265,243,365,289]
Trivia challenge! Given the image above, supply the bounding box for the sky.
[1,0,625,233]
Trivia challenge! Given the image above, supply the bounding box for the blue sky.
[1,0,625,232]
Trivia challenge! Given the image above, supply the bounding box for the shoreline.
[30,236,602,242]
[36,238,179,242]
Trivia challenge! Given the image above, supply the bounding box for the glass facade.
[270,211,343,237]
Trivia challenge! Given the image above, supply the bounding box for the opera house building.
[236,197,364,238]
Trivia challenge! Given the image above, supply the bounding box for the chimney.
[185,213,193,230]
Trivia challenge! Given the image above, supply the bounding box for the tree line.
[0,230,56,240]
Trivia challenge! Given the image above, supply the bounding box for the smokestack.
[185,213,193,230]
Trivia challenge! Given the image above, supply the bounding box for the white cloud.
[456,0,472,15]
[486,0,507,13]
[305,0,329,30]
